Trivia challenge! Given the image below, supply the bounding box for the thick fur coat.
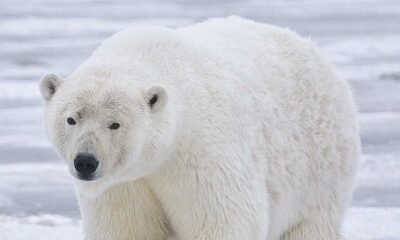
[40,16,360,240]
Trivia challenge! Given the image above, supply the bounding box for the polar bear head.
[40,73,175,197]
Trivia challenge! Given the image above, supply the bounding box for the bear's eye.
[67,117,76,125]
[109,122,120,130]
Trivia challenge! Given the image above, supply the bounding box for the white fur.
[40,16,360,240]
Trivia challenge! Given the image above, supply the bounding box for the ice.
[1,0,399,239]
[0,214,81,240]
[2,208,400,240]
[0,163,77,217]
[344,207,400,240]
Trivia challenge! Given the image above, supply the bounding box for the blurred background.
[0,0,399,239]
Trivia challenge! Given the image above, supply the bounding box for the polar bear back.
[177,17,360,237]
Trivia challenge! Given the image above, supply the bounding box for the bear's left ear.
[144,85,168,112]
[40,73,63,102]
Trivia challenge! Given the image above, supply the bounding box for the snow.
[0,215,81,240]
[1,0,399,239]
[2,208,400,240]
[344,208,400,240]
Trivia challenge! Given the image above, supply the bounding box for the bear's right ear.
[40,74,63,102]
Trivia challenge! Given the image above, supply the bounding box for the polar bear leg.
[151,152,269,240]
[167,179,267,240]
[279,211,342,240]
[80,179,169,240]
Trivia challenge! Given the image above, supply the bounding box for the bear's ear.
[144,85,168,112]
[40,73,63,102]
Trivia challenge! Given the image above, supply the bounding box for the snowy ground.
[1,0,400,239]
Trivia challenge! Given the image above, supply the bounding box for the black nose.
[74,153,99,180]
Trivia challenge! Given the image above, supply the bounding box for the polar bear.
[40,16,360,240]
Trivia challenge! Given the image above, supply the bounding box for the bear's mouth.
[75,173,99,181]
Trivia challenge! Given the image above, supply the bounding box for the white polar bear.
[40,16,360,240]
